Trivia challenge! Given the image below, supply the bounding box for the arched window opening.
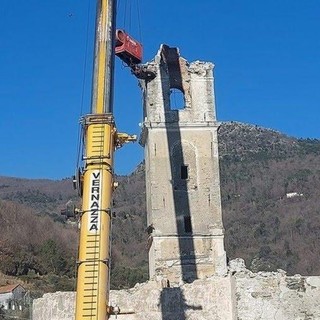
[170,88,185,110]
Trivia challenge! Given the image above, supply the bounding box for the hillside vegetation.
[219,122,320,274]
[0,121,320,294]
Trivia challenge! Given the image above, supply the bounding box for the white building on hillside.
[0,284,26,310]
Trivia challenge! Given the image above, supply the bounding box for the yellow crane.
[74,1,138,319]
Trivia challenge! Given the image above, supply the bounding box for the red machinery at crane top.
[115,29,142,65]
[115,29,156,80]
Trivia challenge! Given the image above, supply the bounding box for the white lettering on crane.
[88,171,102,232]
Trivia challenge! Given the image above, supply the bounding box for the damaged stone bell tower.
[140,45,227,284]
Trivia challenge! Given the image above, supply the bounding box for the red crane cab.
[115,29,143,65]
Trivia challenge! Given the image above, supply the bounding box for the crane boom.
[75,1,120,319]
[91,0,116,114]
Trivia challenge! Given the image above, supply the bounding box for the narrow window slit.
[184,216,192,233]
[181,165,188,180]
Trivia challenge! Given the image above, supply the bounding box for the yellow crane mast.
[74,1,135,319]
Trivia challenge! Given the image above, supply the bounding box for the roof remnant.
[0,284,24,294]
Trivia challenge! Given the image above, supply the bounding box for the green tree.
[39,239,67,275]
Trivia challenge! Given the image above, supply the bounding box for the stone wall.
[33,275,235,320]
[33,259,320,320]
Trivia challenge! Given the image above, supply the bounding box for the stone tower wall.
[139,45,226,284]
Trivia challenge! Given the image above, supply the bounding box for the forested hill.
[0,121,320,294]
[218,122,320,274]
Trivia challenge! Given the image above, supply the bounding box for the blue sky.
[1,0,319,179]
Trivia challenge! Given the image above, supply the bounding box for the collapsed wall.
[32,259,320,320]
[231,259,320,320]
[33,275,234,320]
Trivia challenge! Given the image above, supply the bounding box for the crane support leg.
[76,114,115,320]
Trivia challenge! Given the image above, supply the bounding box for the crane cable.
[75,0,144,168]
[76,0,92,171]
[118,0,143,72]
[136,0,143,44]
[73,0,93,292]
[120,0,143,43]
